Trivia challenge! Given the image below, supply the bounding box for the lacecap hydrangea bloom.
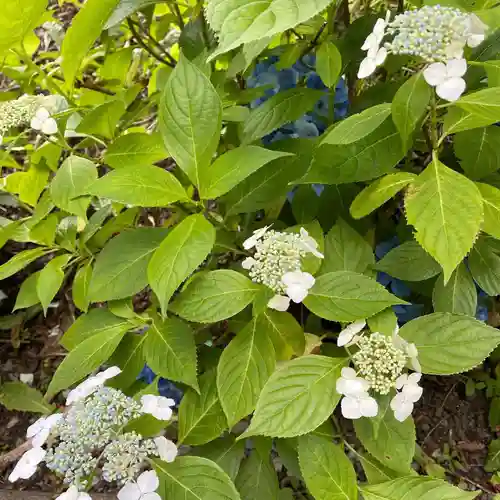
[242,226,323,311]
[8,367,178,500]
[358,6,488,101]
[336,322,423,421]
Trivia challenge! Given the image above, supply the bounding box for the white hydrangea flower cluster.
[336,322,423,421]
[8,367,178,500]
[242,226,323,312]
[358,6,488,101]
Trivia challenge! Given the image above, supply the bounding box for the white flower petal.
[410,356,422,373]
[285,283,309,303]
[337,320,366,347]
[42,117,58,135]
[467,34,485,47]
[436,77,466,102]
[154,436,178,463]
[395,374,408,390]
[242,257,257,270]
[30,117,43,130]
[361,33,378,51]
[408,372,422,385]
[341,367,357,379]
[336,376,369,396]
[31,427,51,448]
[423,62,447,87]
[142,494,162,500]
[55,486,79,500]
[243,226,270,250]
[118,482,142,500]
[137,470,159,494]
[373,18,386,38]
[98,366,122,382]
[357,57,377,79]
[359,394,379,417]
[35,107,51,122]
[446,58,467,78]
[445,41,464,60]
[9,447,46,482]
[27,417,46,439]
[374,47,387,66]
[341,395,363,419]
[390,394,414,422]
[267,295,290,311]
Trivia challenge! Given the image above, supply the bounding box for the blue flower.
[137,365,184,406]
[476,305,488,322]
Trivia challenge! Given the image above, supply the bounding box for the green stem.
[429,91,438,150]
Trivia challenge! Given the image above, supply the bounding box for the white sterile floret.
[390,372,423,421]
[66,366,121,406]
[336,368,378,419]
[242,257,257,270]
[337,320,366,347]
[140,395,175,421]
[358,46,388,79]
[466,14,487,47]
[8,447,46,482]
[298,227,324,258]
[336,367,370,395]
[27,413,63,447]
[243,226,270,250]
[392,325,421,372]
[56,486,92,500]
[30,107,58,135]
[118,470,161,500]
[281,271,315,303]
[423,58,467,101]
[268,294,291,312]
[154,436,178,463]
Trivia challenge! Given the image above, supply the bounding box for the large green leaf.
[455,127,500,179]
[88,228,167,302]
[374,241,441,281]
[360,477,479,500]
[37,254,72,314]
[104,132,168,169]
[298,435,357,500]
[148,214,215,315]
[443,106,499,135]
[432,264,477,316]
[0,382,54,414]
[105,0,157,29]
[316,42,342,89]
[77,100,126,140]
[159,54,222,187]
[88,165,188,207]
[46,324,127,399]
[170,270,259,323]
[154,456,241,500]
[72,260,93,312]
[61,0,121,88]
[206,0,334,58]
[468,236,500,295]
[109,333,147,390]
[143,317,199,392]
[302,119,404,184]
[320,218,374,275]
[240,88,324,144]
[199,146,292,199]
[14,272,41,311]
[354,411,415,474]
[456,87,500,123]
[404,156,483,282]
[399,312,500,374]
[303,271,407,322]
[321,104,391,146]
[50,156,98,220]
[350,172,416,219]
[477,182,500,239]
[391,72,431,152]
[0,248,51,281]
[178,370,227,445]
[241,356,346,439]
[217,318,276,426]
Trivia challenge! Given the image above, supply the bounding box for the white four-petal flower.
[56,485,92,500]
[358,46,388,79]
[390,372,423,422]
[66,366,122,406]
[30,107,58,135]
[282,271,315,303]
[298,227,324,258]
[336,367,378,420]
[27,413,63,447]
[154,436,178,463]
[118,470,161,500]
[243,226,270,250]
[423,58,467,102]
[8,446,46,482]
[140,395,175,421]
[337,320,366,347]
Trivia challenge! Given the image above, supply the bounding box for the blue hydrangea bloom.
[476,305,488,322]
[137,365,184,406]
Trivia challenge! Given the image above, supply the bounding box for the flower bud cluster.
[0,95,43,138]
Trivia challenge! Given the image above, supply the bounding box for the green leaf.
[88,165,188,207]
[73,261,93,312]
[60,308,132,351]
[404,156,483,282]
[46,324,127,399]
[179,369,227,445]
[374,241,441,281]
[358,451,400,484]
[455,127,500,179]
[477,182,500,239]
[199,146,292,199]
[159,54,222,187]
[483,60,500,87]
[354,412,415,474]
[105,0,157,28]
[37,254,72,314]
[291,185,320,224]
[391,72,431,152]
[235,438,279,500]
[61,0,121,88]
[443,106,499,135]
[241,88,324,144]
[320,218,374,275]
[432,263,477,316]
[206,0,334,59]
[486,439,500,472]
[143,317,199,392]
[322,104,392,146]
[148,214,215,315]
[303,271,407,322]
[316,42,342,88]
[193,436,245,481]
[104,132,167,169]
[0,382,54,414]
[14,272,41,311]
[350,172,416,220]
[367,308,398,337]
[360,476,479,500]
[217,318,276,426]
[88,227,167,302]
[456,87,500,123]
[298,434,358,500]
[0,247,50,281]
[76,100,126,139]
[257,310,305,361]
[50,156,98,220]
[170,270,259,323]
[241,356,346,439]
[109,333,147,390]
[302,119,404,184]
[154,456,241,500]
[399,312,500,374]
[275,439,302,479]
[468,236,500,296]
[0,0,46,54]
